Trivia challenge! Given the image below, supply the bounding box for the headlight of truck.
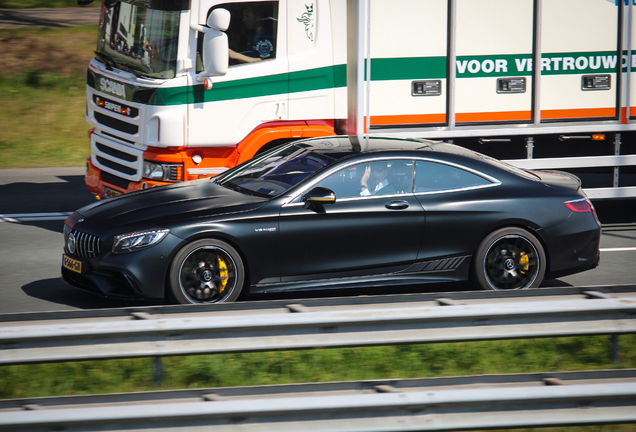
[143,161,182,181]
[112,229,170,254]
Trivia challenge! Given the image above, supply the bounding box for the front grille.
[96,155,137,176]
[96,142,138,163]
[67,230,101,259]
[101,171,130,189]
[95,112,139,135]
[91,135,143,181]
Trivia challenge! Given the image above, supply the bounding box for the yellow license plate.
[105,187,123,198]
[63,254,83,274]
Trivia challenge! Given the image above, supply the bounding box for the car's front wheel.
[474,227,546,291]
[168,239,244,304]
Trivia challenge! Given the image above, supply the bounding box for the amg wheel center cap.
[505,258,515,270]
[202,269,213,282]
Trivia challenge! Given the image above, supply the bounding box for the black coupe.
[62,136,601,304]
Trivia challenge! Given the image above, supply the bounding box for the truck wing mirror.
[200,9,230,80]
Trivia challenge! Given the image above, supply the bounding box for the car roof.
[301,136,433,152]
[298,135,538,181]
[299,136,495,162]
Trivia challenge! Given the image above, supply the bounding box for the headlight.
[143,161,182,181]
[63,224,72,253]
[112,229,170,254]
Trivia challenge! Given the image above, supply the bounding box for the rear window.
[414,160,492,193]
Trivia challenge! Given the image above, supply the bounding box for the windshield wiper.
[117,63,144,78]
[94,52,148,78]
[94,51,116,71]
[220,181,270,198]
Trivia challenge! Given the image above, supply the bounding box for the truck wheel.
[169,239,244,304]
[474,227,545,290]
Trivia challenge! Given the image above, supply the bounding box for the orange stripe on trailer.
[540,107,617,120]
[456,111,532,123]
[370,113,446,127]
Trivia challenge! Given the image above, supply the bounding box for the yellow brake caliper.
[519,252,529,274]
[217,256,229,293]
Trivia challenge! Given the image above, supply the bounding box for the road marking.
[600,247,636,252]
[0,212,72,222]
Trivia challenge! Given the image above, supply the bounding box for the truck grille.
[91,134,144,182]
[94,112,139,135]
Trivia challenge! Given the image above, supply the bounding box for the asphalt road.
[0,167,635,315]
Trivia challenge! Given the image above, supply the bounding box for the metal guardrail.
[1,369,635,431]
[0,285,635,365]
[1,286,635,431]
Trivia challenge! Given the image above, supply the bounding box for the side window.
[197,1,278,71]
[315,160,413,199]
[414,161,491,193]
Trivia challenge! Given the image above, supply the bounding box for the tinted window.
[316,160,413,199]
[414,161,491,193]
[216,144,342,197]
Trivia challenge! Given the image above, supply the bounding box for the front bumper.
[85,157,172,199]
[62,232,184,301]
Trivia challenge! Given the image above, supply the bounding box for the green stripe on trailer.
[128,50,623,106]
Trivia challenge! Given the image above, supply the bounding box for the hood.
[532,170,582,191]
[76,179,268,227]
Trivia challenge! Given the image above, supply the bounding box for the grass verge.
[0,25,96,168]
[1,335,635,400]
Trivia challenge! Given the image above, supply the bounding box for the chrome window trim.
[283,156,500,207]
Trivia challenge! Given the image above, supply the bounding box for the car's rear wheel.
[474,227,545,291]
[169,239,244,304]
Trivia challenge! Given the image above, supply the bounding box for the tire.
[473,227,546,291]
[168,239,244,304]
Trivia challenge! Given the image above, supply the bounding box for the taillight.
[565,199,594,213]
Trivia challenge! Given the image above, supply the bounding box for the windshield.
[216,144,347,198]
[96,0,185,79]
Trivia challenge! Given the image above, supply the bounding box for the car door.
[278,159,425,282]
[413,159,500,261]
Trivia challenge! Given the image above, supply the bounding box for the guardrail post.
[154,357,163,386]
[611,335,621,366]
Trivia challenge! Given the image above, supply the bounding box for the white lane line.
[0,212,71,222]
[600,247,636,252]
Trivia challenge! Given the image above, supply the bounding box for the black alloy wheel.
[474,227,546,290]
[169,239,244,304]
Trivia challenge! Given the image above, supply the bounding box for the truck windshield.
[96,0,184,79]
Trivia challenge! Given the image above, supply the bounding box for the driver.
[360,162,392,196]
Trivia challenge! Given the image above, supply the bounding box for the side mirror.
[200,9,230,78]
[77,0,94,4]
[302,187,336,210]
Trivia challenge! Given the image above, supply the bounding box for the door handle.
[385,201,409,210]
